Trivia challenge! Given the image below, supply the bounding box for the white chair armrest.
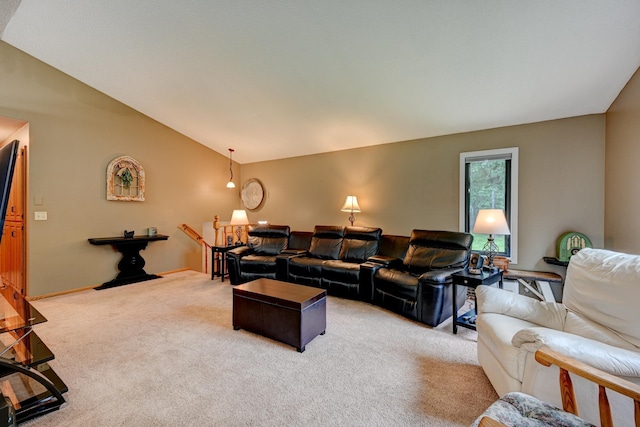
[476,285,567,330]
[513,327,640,378]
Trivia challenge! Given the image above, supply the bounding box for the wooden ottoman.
[232,278,326,352]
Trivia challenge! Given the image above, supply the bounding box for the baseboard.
[28,268,196,301]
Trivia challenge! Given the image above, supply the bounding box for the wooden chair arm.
[534,346,640,427]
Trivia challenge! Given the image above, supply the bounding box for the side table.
[211,245,237,282]
[452,269,503,334]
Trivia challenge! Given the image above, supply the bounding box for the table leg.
[453,282,458,334]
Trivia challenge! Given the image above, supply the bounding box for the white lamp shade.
[229,209,249,225]
[341,196,361,213]
[226,181,236,189]
[473,209,511,235]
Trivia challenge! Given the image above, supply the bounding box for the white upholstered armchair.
[475,248,640,426]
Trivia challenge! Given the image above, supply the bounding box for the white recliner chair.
[475,248,640,426]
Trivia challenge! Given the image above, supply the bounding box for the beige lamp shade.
[473,209,511,235]
[229,209,249,225]
[340,196,361,213]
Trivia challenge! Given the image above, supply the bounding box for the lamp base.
[481,235,499,267]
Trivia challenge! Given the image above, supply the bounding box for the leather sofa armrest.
[366,255,401,268]
[513,327,640,378]
[360,261,384,302]
[418,268,463,284]
[228,246,251,258]
[275,252,304,281]
[226,246,250,285]
[281,249,308,255]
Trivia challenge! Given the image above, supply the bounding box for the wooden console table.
[88,234,169,290]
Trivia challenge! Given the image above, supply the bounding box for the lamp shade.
[473,209,511,235]
[229,209,249,225]
[340,196,361,213]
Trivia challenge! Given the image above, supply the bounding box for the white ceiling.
[2,1,640,164]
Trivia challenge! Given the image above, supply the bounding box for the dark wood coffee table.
[232,278,326,352]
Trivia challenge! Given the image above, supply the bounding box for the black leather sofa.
[226,224,473,327]
[283,225,382,299]
[364,230,473,327]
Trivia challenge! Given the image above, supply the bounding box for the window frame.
[459,147,519,264]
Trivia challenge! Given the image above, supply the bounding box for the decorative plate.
[241,178,265,211]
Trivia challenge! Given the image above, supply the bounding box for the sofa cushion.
[563,248,640,347]
[308,226,345,259]
[289,257,325,276]
[322,260,361,283]
[239,254,277,274]
[374,268,419,300]
[339,227,382,262]
[403,230,472,273]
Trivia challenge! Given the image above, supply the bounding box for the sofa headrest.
[248,225,290,238]
[344,226,382,241]
[403,230,473,272]
[308,226,345,259]
[313,225,346,238]
[340,227,382,262]
[563,248,640,347]
[247,225,290,256]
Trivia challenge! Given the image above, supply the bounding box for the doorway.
[0,117,28,295]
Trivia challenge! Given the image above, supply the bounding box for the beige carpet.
[26,270,498,426]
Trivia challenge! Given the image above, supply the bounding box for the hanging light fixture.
[226,148,235,189]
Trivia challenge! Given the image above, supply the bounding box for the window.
[459,147,518,263]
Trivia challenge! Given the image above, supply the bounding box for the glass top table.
[0,285,47,334]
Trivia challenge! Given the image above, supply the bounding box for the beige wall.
[242,115,605,273]
[0,42,239,296]
[0,40,609,295]
[605,67,640,254]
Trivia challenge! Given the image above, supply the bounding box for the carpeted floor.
[26,270,497,426]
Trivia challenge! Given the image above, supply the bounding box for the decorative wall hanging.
[241,178,265,211]
[106,156,145,201]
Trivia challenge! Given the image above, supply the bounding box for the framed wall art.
[106,156,145,201]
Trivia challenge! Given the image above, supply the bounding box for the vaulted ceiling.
[2,1,640,163]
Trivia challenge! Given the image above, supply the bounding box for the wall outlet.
[34,211,48,221]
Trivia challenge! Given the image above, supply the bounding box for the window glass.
[459,148,518,262]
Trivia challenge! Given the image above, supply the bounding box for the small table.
[210,245,237,282]
[232,278,326,352]
[452,269,503,334]
[88,234,169,289]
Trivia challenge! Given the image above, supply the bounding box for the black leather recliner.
[226,225,290,285]
[281,225,382,299]
[366,230,473,327]
[321,226,382,298]
[286,226,345,288]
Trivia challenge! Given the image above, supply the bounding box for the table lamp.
[229,209,249,245]
[472,209,510,267]
[340,196,361,226]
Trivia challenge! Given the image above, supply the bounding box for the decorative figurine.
[124,230,135,238]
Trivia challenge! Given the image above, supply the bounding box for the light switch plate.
[34,211,48,221]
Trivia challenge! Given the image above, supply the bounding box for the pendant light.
[226,148,235,189]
